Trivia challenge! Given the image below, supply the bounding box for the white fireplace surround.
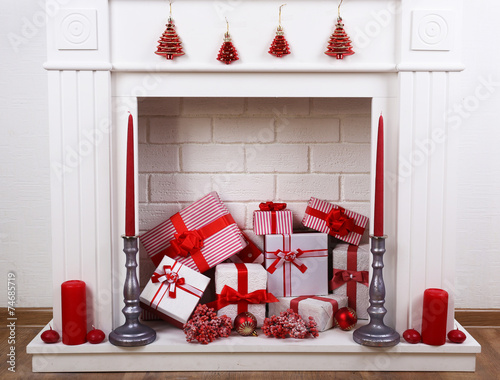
[28,0,482,373]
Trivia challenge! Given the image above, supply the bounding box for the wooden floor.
[1,322,499,379]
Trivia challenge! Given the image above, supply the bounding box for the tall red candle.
[125,113,135,236]
[421,288,448,346]
[373,114,384,236]
[61,280,87,345]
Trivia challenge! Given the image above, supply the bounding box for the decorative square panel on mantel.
[411,10,455,51]
[56,9,98,50]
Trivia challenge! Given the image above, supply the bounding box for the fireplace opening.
[137,96,372,289]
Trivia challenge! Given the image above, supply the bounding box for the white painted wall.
[1,1,499,309]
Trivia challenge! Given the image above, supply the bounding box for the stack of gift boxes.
[139,191,369,333]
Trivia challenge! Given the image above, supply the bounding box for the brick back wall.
[137,97,371,282]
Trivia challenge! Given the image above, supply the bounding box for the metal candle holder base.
[109,236,156,347]
[353,235,400,347]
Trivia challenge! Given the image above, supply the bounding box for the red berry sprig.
[262,309,319,339]
[183,304,232,344]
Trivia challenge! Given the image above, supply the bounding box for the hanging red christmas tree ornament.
[155,2,185,60]
[269,4,291,58]
[234,312,258,336]
[217,18,239,65]
[325,0,354,60]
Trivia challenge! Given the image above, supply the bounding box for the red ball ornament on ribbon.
[87,326,106,344]
[41,325,60,344]
[403,329,421,344]
[234,312,258,336]
[448,328,466,344]
[334,307,357,331]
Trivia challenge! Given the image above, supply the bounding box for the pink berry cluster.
[183,304,232,344]
[262,309,319,339]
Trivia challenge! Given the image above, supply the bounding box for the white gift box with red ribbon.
[264,233,329,297]
[139,256,210,328]
[268,294,348,332]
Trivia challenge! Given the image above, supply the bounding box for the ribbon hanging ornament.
[217,18,239,64]
[155,2,185,60]
[325,0,354,59]
[269,4,291,58]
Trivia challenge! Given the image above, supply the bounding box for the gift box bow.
[209,285,278,310]
[149,264,204,309]
[160,212,237,272]
[330,269,369,290]
[325,207,356,237]
[259,201,287,211]
[267,249,319,274]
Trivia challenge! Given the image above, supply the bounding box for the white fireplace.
[28,0,481,372]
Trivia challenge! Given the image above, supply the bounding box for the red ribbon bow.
[259,201,287,211]
[208,285,278,311]
[170,230,203,258]
[325,207,355,237]
[330,269,369,290]
[267,249,308,274]
[151,265,186,298]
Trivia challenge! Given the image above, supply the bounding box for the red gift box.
[140,192,247,272]
[302,197,368,246]
[253,201,293,235]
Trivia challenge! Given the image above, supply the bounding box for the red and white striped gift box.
[140,191,247,272]
[302,197,368,246]
[253,210,293,235]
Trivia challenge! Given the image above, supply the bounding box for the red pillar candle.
[61,280,87,345]
[373,114,384,236]
[421,288,449,346]
[125,113,135,237]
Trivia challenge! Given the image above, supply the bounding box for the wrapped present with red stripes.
[253,201,293,235]
[302,197,368,246]
[208,263,278,327]
[139,256,210,328]
[330,244,370,319]
[226,231,264,264]
[268,294,348,331]
[140,192,247,272]
[265,233,328,297]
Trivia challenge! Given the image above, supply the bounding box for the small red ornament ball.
[234,312,258,336]
[41,325,60,344]
[448,329,466,344]
[334,307,357,331]
[87,326,105,344]
[403,329,422,344]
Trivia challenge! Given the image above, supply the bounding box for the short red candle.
[421,288,448,346]
[61,280,87,345]
[374,114,384,236]
[125,113,135,237]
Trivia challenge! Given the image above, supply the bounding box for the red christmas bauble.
[447,329,466,344]
[334,307,357,331]
[86,326,105,344]
[403,329,421,344]
[234,312,258,336]
[41,325,60,344]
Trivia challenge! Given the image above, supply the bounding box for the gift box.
[253,201,293,235]
[265,233,328,297]
[208,263,277,327]
[268,294,348,331]
[227,232,264,264]
[139,256,210,328]
[140,191,247,272]
[302,197,368,246]
[330,244,370,319]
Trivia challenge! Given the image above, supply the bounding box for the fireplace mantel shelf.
[28,321,480,372]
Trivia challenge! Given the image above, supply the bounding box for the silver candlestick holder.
[353,235,400,347]
[109,236,156,346]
